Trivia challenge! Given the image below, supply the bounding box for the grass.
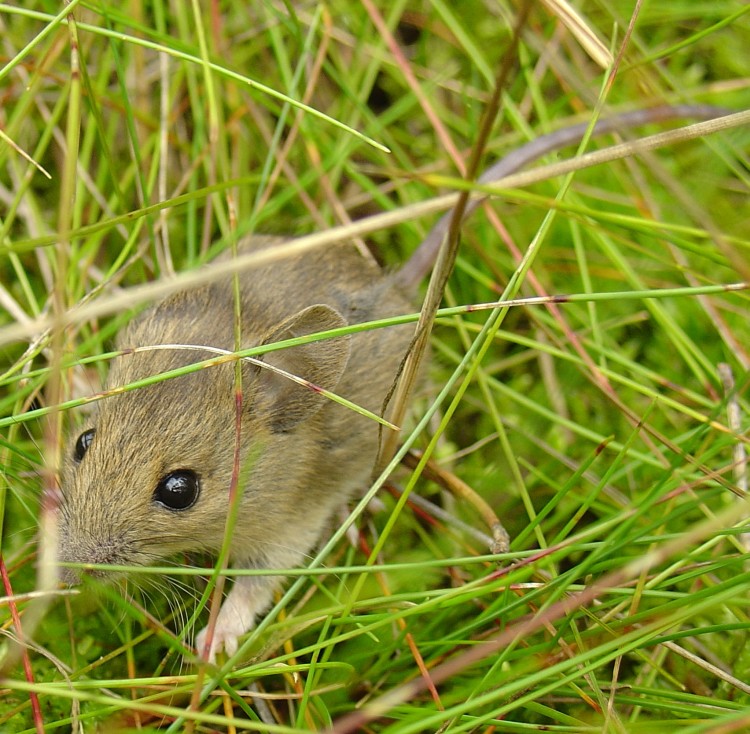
[1,0,749,731]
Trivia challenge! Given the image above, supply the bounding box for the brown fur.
[59,237,414,579]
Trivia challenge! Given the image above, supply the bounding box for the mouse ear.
[250,304,351,431]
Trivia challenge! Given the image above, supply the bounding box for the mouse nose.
[57,565,80,586]
[58,561,115,586]
[56,538,108,584]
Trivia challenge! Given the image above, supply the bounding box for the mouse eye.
[74,429,96,462]
[153,470,201,511]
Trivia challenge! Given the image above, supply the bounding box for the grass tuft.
[0,1,748,732]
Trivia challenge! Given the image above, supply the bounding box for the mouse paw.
[195,593,256,662]
[195,621,239,662]
[193,574,279,663]
[195,608,254,662]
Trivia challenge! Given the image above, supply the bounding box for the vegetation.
[0,1,748,731]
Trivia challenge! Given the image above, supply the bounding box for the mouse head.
[56,293,351,584]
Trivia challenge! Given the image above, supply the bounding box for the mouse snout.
[56,551,124,587]
[55,522,127,585]
[57,564,81,586]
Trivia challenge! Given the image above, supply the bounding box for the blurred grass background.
[0,1,749,731]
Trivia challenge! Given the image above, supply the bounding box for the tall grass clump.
[0,1,748,732]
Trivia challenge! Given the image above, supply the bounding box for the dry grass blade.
[539,0,613,68]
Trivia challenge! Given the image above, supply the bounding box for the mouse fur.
[58,236,415,659]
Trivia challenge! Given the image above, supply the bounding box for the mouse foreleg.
[194,573,278,662]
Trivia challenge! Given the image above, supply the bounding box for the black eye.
[153,470,200,511]
[74,429,96,462]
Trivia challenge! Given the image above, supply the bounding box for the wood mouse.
[55,105,725,662]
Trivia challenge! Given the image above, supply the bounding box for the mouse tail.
[395,104,730,291]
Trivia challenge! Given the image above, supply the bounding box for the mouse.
[55,104,726,662]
